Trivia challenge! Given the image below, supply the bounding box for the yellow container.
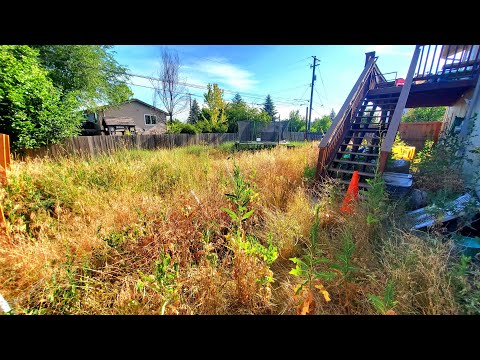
[392,145,416,160]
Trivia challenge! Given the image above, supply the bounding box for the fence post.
[0,134,10,186]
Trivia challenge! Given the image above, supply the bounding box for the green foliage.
[412,123,467,197]
[310,115,332,134]
[368,280,398,314]
[393,133,408,147]
[46,254,79,312]
[225,94,249,132]
[202,83,228,130]
[287,110,306,132]
[449,255,480,314]
[289,206,337,294]
[167,119,199,134]
[331,229,358,281]
[262,94,277,121]
[402,107,446,123]
[33,45,133,109]
[136,251,179,314]
[0,45,83,150]
[187,99,201,125]
[223,164,257,231]
[363,172,388,226]
[303,165,316,182]
[239,234,279,267]
[99,223,145,249]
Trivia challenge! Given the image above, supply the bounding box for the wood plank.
[337,151,379,156]
[328,168,376,177]
[0,135,6,171]
[5,135,10,167]
[333,159,377,166]
[339,179,371,188]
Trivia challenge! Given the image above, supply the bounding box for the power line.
[127,80,301,107]
[270,83,311,95]
[61,59,305,107]
[298,85,310,102]
[314,87,324,106]
[318,68,329,101]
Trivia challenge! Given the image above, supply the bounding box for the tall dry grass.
[0,141,465,314]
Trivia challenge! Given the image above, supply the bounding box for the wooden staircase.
[327,91,400,188]
[315,46,422,189]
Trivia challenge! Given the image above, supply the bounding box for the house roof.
[104,98,168,115]
[103,117,136,126]
[143,123,167,134]
[87,98,168,115]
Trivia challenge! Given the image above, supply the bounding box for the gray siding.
[97,101,168,134]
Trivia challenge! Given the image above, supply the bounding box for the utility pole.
[305,106,309,141]
[308,56,320,135]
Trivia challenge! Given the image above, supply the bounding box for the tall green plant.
[289,205,336,312]
[368,280,398,315]
[223,164,277,265]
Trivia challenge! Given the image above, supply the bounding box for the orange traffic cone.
[340,170,359,213]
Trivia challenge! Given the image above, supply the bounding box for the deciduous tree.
[402,107,447,123]
[0,45,82,150]
[33,45,133,109]
[151,47,188,123]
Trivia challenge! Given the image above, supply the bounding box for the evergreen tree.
[187,99,201,124]
[263,94,277,121]
[329,108,337,120]
[232,93,245,106]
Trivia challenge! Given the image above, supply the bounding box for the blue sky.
[113,45,415,121]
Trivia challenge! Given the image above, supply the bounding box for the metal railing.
[414,45,480,83]
[315,56,381,179]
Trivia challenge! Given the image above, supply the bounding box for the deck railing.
[414,45,480,83]
[378,46,422,172]
[315,55,382,179]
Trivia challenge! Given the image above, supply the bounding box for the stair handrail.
[315,56,379,179]
[378,45,422,172]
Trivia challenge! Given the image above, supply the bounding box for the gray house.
[83,98,168,135]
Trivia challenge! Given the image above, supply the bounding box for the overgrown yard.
[1,141,479,314]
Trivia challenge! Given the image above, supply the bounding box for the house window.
[145,114,157,125]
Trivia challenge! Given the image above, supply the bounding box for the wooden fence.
[0,134,10,185]
[21,132,320,160]
[398,121,443,150]
[1,133,11,231]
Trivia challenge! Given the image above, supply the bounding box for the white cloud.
[184,58,258,91]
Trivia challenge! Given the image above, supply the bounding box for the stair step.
[360,101,399,105]
[339,179,371,189]
[328,168,376,177]
[348,129,385,133]
[345,136,381,140]
[342,143,380,148]
[338,151,379,156]
[349,124,388,132]
[333,159,377,167]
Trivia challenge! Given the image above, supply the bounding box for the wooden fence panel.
[21,132,318,160]
[398,121,442,150]
[0,134,10,186]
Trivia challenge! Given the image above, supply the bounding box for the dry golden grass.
[0,141,467,315]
